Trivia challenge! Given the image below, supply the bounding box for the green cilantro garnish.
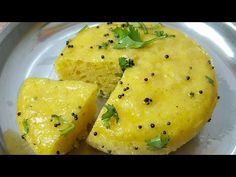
[128,25,142,41]
[119,57,135,72]
[116,56,135,77]
[112,24,175,49]
[59,123,75,136]
[128,22,141,28]
[128,22,148,34]
[112,25,155,49]
[205,75,214,86]
[154,23,164,29]
[146,134,170,150]
[112,27,129,39]
[139,22,148,34]
[113,36,149,49]
[23,119,29,134]
[101,104,119,129]
[155,30,175,39]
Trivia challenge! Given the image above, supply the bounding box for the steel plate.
[0,22,236,154]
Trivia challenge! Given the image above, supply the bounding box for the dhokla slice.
[16,78,97,154]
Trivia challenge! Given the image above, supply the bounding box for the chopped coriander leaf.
[154,23,164,29]
[128,25,142,42]
[155,31,165,37]
[205,75,214,86]
[146,134,170,150]
[79,25,88,33]
[128,22,141,28]
[139,22,148,34]
[23,119,29,134]
[101,104,119,129]
[128,22,148,34]
[155,31,175,39]
[112,25,172,49]
[119,57,135,72]
[113,25,141,41]
[59,123,75,135]
[113,36,158,49]
[112,27,129,39]
[113,36,142,49]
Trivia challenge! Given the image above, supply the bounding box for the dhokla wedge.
[16,78,97,154]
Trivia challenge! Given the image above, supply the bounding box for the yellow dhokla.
[16,78,97,154]
[55,23,167,96]
[84,23,218,154]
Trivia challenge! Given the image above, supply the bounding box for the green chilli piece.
[59,123,75,136]
[23,119,29,134]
